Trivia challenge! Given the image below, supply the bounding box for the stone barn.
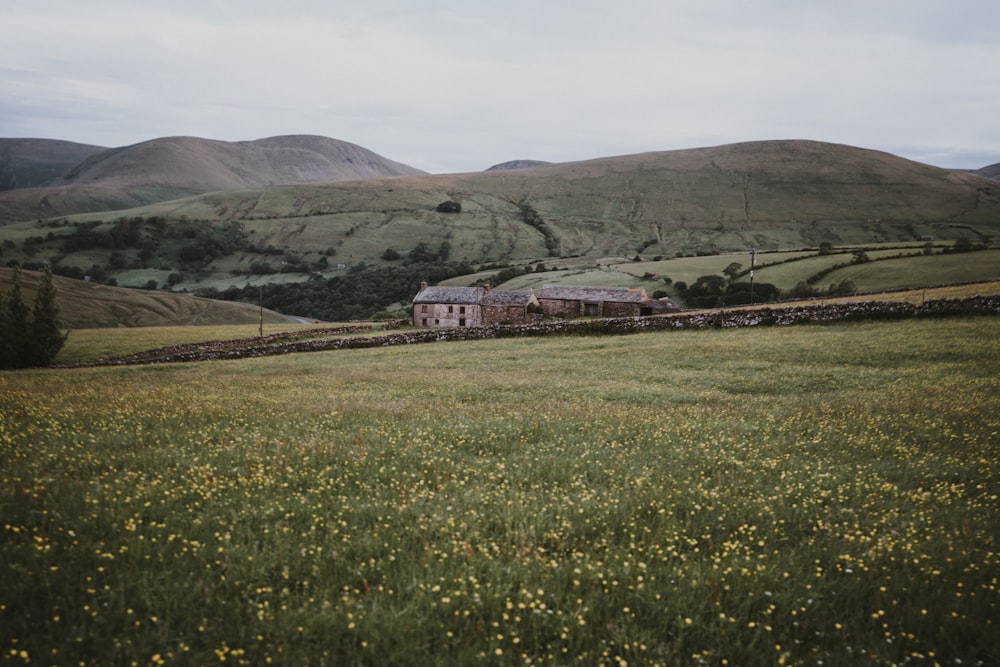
[412,282,538,327]
[537,285,656,318]
[480,287,540,325]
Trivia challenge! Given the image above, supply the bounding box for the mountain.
[976,163,1000,180]
[485,160,552,171]
[0,139,107,190]
[0,135,425,221]
[2,139,999,305]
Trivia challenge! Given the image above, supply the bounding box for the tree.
[29,265,68,367]
[0,266,68,369]
[952,237,973,253]
[723,262,743,280]
[828,279,856,296]
[0,267,30,368]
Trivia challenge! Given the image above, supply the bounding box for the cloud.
[1,0,998,171]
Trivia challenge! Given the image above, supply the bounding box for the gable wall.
[413,302,481,327]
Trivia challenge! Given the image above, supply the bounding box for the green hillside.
[0,138,106,190]
[0,135,425,222]
[2,139,998,322]
[0,267,301,329]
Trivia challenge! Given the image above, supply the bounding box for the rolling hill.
[0,267,301,329]
[2,138,999,324]
[49,139,997,258]
[0,139,107,191]
[976,163,1000,179]
[0,135,425,222]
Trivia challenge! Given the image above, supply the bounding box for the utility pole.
[749,248,757,305]
[258,285,264,338]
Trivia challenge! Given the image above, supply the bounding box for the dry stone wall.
[66,297,1000,368]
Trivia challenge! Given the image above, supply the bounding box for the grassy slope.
[2,140,999,316]
[0,135,425,222]
[0,267,299,329]
[0,139,107,190]
[118,141,1000,258]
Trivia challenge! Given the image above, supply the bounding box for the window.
[421,318,427,326]
[459,318,466,327]
[459,306,466,314]
[421,305,427,313]
[448,305,454,313]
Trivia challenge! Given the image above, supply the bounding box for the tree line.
[197,261,475,322]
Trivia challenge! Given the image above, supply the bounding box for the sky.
[2,0,999,173]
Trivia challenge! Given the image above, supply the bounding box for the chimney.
[483,283,491,292]
[419,280,428,291]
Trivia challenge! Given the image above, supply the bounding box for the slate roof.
[413,285,537,307]
[412,286,481,305]
[537,285,649,303]
[481,290,537,307]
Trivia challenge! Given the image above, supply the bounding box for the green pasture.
[2,318,998,665]
[817,249,1000,293]
[51,324,334,366]
[627,247,1000,294]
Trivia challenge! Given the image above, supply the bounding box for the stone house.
[412,282,539,327]
[536,285,657,317]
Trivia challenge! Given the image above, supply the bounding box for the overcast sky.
[3,0,998,173]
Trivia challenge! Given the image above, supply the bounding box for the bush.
[436,200,462,213]
[828,279,856,296]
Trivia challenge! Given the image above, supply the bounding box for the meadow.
[2,317,998,665]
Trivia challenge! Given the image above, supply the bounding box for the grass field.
[2,318,998,665]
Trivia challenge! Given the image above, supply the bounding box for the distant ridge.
[976,163,1000,180]
[0,139,107,190]
[0,135,425,220]
[485,160,552,171]
[61,135,424,188]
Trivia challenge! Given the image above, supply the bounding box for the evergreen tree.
[30,265,68,367]
[0,267,30,368]
[0,266,68,369]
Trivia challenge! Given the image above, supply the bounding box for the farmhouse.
[537,285,660,317]
[412,282,539,327]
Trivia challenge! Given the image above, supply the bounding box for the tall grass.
[2,319,998,665]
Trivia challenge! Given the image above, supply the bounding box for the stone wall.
[68,296,1000,367]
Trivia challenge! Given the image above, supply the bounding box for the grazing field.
[2,318,998,666]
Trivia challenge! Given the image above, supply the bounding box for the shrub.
[436,200,462,213]
[828,279,857,296]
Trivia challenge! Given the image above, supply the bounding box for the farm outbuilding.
[536,285,657,318]
[412,282,538,327]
